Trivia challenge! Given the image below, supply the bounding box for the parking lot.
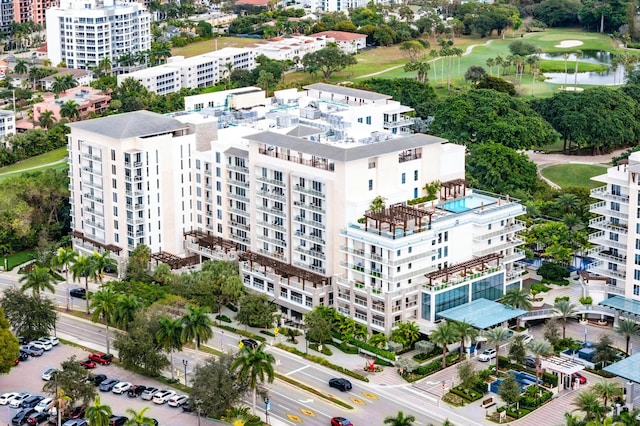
[0,343,214,426]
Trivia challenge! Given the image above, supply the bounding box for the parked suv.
[108,415,128,426]
[88,353,113,365]
[478,348,497,362]
[140,387,159,401]
[328,378,352,392]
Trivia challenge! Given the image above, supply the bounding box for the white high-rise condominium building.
[68,83,527,333]
[46,0,151,70]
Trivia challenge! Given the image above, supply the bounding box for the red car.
[572,373,587,384]
[331,417,353,426]
[88,352,113,365]
[80,359,96,369]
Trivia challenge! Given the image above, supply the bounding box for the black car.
[26,411,48,425]
[91,374,108,386]
[524,356,537,369]
[68,405,87,419]
[99,378,120,392]
[69,288,86,299]
[241,338,258,349]
[12,408,36,425]
[329,378,352,392]
[21,395,45,409]
[108,415,128,426]
[126,385,146,398]
[18,351,29,361]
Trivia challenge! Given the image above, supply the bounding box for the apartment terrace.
[184,230,238,252]
[423,253,503,290]
[363,203,436,238]
[151,251,200,270]
[239,250,330,289]
[258,146,335,172]
[70,230,122,255]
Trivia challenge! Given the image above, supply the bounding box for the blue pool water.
[439,195,496,213]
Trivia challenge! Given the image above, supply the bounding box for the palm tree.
[429,321,460,368]
[526,339,551,385]
[71,254,97,315]
[51,247,77,311]
[221,407,251,425]
[501,288,533,311]
[554,300,578,339]
[181,305,213,352]
[615,318,640,355]
[60,100,80,122]
[232,343,275,414]
[452,320,478,357]
[113,294,141,330]
[563,52,570,88]
[384,411,416,426]
[369,333,387,349]
[573,390,608,423]
[393,321,421,348]
[592,380,622,407]
[156,317,184,381]
[574,50,583,87]
[124,406,155,425]
[91,251,117,282]
[555,193,580,214]
[19,264,57,296]
[486,58,495,76]
[37,110,56,129]
[90,285,118,354]
[484,327,512,369]
[85,397,112,426]
[97,57,112,77]
[14,59,28,75]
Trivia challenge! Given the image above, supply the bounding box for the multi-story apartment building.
[1,0,13,33]
[68,83,527,333]
[309,0,389,13]
[0,110,15,141]
[246,34,328,61]
[46,0,151,70]
[118,47,256,95]
[33,87,110,123]
[586,154,640,302]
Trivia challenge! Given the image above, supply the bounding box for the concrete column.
[626,381,634,410]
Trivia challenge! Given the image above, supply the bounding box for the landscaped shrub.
[579,296,593,305]
[403,352,460,382]
[554,296,569,303]
[215,314,232,323]
[530,283,550,293]
[450,386,483,403]
[537,262,570,282]
[442,392,465,406]
[506,407,532,419]
[344,337,396,361]
[309,343,333,356]
[326,340,359,355]
[260,330,276,337]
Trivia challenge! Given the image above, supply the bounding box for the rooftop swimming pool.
[438,195,496,213]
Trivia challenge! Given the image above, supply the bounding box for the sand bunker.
[555,40,584,48]
[559,86,584,92]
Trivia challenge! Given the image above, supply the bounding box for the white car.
[167,395,189,407]
[478,348,497,362]
[521,334,534,344]
[41,336,59,346]
[42,368,59,381]
[35,397,53,413]
[30,340,52,351]
[0,392,20,405]
[111,382,132,395]
[152,390,176,404]
[9,392,31,408]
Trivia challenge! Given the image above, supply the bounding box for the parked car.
[18,351,29,361]
[524,355,537,369]
[41,368,58,381]
[62,420,87,426]
[79,360,96,369]
[29,340,52,352]
[111,382,131,395]
[0,392,20,405]
[126,385,146,398]
[34,398,53,413]
[152,390,176,404]
[167,395,188,407]
[21,395,46,409]
[108,415,128,426]
[68,405,87,419]
[240,338,258,349]
[99,378,120,392]
[21,345,43,357]
[11,408,36,425]
[36,337,57,348]
[140,387,159,401]
[478,348,497,362]
[89,352,113,365]
[10,392,32,408]
[331,417,353,426]
[69,288,86,299]
[181,399,197,412]
[26,411,48,425]
[45,337,59,346]
[90,374,108,386]
[572,372,587,384]
[328,378,352,392]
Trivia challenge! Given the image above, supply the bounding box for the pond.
[538,50,626,86]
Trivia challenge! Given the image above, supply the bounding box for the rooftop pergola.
[424,253,503,285]
[440,178,470,200]
[364,203,435,237]
[151,251,200,270]
[184,230,238,252]
[70,230,122,255]
[239,250,329,289]
[578,270,610,283]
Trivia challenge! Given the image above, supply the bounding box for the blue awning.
[604,352,640,383]
[599,296,640,316]
[437,298,526,330]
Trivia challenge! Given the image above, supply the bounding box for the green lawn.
[0,147,68,182]
[4,250,35,271]
[171,36,265,58]
[540,163,607,189]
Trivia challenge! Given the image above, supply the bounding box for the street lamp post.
[264,397,271,425]
[220,330,225,352]
[303,330,308,354]
[182,359,188,386]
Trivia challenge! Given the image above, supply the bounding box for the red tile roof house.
[308,31,367,54]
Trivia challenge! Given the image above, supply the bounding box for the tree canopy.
[301,45,357,79]
[357,78,438,119]
[0,307,19,373]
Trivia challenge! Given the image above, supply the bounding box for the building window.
[414,170,418,181]
[368,180,373,191]
[635,285,640,296]
[471,274,504,301]
[366,116,371,125]
[401,173,406,184]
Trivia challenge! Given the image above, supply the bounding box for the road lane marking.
[278,404,291,410]
[268,388,333,418]
[350,397,365,405]
[301,408,315,416]
[287,414,302,422]
[285,365,310,376]
[363,392,378,400]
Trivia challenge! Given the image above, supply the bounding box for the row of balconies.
[590,200,629,220]
[589,216,628,235]
[590,185,630,204]
[473,219,526,241]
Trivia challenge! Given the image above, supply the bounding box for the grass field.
[171,36,264,58]
[0,147,68,182]
[540,163,607,189]
[5,250,35,271]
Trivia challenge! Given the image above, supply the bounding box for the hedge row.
[326,340,359,355]
[330,332,396,361]
[215,314,232,323]
[450,386,483,403]
[275,373,353,409]
[215,324,267,342]
[309,343,333,356]
[276,344,369,382]
[404,352,460,382]
[497,357,558,388]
